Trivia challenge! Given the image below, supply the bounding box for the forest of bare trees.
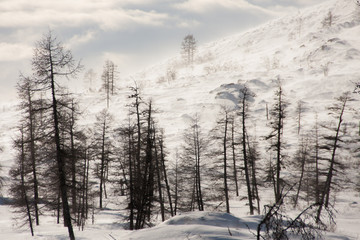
[6,31,360,240]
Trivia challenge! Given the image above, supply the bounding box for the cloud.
[0,42,32,62]
[176,19,201,28]
[174,0,275,15]
[67,31,97,48]
[0,0,169,30]
[293,0,328,6]
[248,0,328,7]
[94,9,169,31]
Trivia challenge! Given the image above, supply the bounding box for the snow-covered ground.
[1,0,360,239]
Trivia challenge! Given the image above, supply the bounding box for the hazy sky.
[0,0,328,102]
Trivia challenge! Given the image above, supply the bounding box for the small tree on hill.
[102,60,118,108]
[322,11,334,28]
[181,34,196,66]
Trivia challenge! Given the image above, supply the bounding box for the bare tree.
[16,76,41,226]
[322,11,333,28]
[101,60,118,108]
[83,69,97,92]
[9,126,35,236]
[93,109,113,209]
[266,79,288,204]
[316,92,351,222]
[292,137,310,208]
[257,188,323,240]
[296,100,305,135]
[32,30,82,240]
[212,107,232,213]
[230,119,239,197]
[239,85,256,215]
[181,34,197,65]
[179,115,206,212]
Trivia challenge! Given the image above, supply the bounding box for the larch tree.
[158,132,174,218]
[219,108,231,213]
[230,118,239,197]
[292,137,311,208]
[296,100,305,135]
[31,30,82,240]
[16,75,41,226]
[316,92,351,223]
[239,85,256,215]
[266,79,288,204]
[181,34,196,66]
[9,126,35,236]
[102,60,118,108]
[93,109,114,209]
[210,107,232,213]
[179,115,206,212]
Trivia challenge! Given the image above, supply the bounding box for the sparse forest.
[3,1,360,239]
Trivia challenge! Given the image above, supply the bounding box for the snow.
[1,0,360,239]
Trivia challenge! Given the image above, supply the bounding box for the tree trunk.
[231,121,239,197]
[27,91,40,226]
[316,95,347,222]
[275,88,283,204]
[99,119,106,209]
[155,141,165,222]
[241,96,254,215]
[160,139,174,217]
[294,142,307,208]
[20,128,35,236]
[70,107,77,215]
[223,114,230,213]
[128,124,134,230]
[50,54,75,240]
[194,123,204,211]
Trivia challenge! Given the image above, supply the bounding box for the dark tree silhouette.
[32,30,82,240]
[266,79,288,204]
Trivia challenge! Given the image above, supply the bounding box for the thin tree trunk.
[315,116,320,204]
[231,120,239,197]
[247,138,260,214]
[316,95,347,222]
[70,107,77,215]
[50,53,75,240]
[99,120,106,209]
[27,89,40,226]
[275,89,283,204]
[160,139,174,217]
[241,96,254,215]
[128,122,134,230]
[223,114,230,213]
[20,128,34,236]
[194,123,204,211]
[155,141,165,222]
[294,142,307,208]
[174,156,179,215]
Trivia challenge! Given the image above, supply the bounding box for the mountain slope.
[109,0,360,153]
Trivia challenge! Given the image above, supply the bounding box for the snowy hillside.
[100,0,360,156]
[1,0,360,239]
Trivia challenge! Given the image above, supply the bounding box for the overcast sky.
[0,0,328,102]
